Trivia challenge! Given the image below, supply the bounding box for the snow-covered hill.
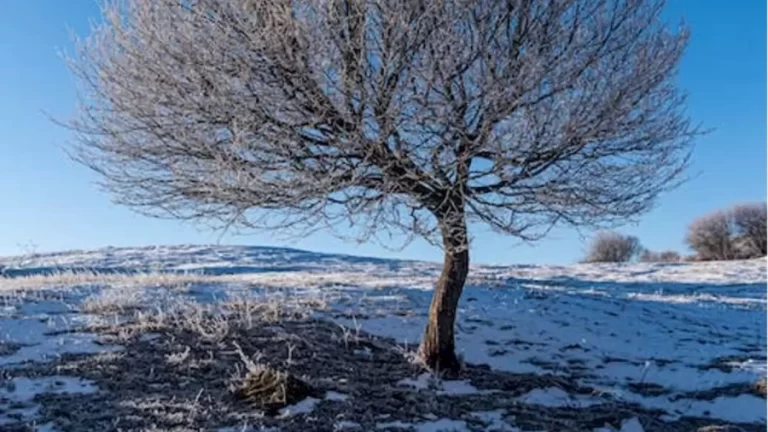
[0,245,765,431]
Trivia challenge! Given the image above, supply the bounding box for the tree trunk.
[419,213,469,376]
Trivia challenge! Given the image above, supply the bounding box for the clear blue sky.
[0,0,765,264]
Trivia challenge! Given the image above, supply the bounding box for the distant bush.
[583,231,642,263]
[686,202,767,261]
[639,249,682,263]
[658,250,682,262]
[686,210,736,261]
[732,203,767,259]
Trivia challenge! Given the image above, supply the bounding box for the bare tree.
[686,210,735,261]
[66,0,695,373]
[583,231,642,263]
[731,203,767,258]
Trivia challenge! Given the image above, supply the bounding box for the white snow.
[325,391,350,401]
[414,419,469,432]
[397,372,494,395]
[608,390,766,424]
[335,420,362,429]
[377,419,470,431]
[437,379,489,396]
[33,422,60,432]
[470,410,520,431]
[217,427,281,432]
[593,417,645,432]
[277,397,319,417]
[0,245,765,428]
[397,372,436,390]
[377,420,415,430]
[516,387,602,408]
[0,304,122,366]
[618,417,644,432]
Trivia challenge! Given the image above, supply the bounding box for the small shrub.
[583,232,642,263]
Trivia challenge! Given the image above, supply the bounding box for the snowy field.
[0,245,764,431]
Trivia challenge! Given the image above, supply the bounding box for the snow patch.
[414,419,469,432]
[335,420,362,430]
[470,410,520,431]
[397,372,494,396]
[0,316,121,366]
[0,376,98,425]
[438,379,491,396]
[32,422,59,432]
[397,372,435,390]
[517,387,602,408]
[376,419,470,432]
[325,391,350,401]
[377,420,414,430]
[217,427,281,432]
[277,397,319,417]
[593,417,645,432]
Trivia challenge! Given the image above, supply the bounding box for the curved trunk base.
[418,240,469,377]
[418,333,462,376]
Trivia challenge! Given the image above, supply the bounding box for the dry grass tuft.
[228,341,314,416]
[234,364,314,415]
[0,270,234,296]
